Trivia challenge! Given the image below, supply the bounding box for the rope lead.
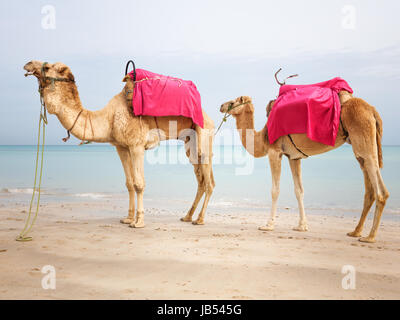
[16,89,47,241]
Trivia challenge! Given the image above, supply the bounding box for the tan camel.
[24,60,215,227]
[220,93,389,243]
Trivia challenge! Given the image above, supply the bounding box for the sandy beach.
[1,199,399,300]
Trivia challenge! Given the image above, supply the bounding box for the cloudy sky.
[1,0,399,144]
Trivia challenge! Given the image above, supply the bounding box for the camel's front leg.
[289,159,308,231]
[116,146,136,224]
[129,146,146,228]
[259,150,282,231]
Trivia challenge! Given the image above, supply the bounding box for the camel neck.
[233,104,269,158]
[43,82,111,143]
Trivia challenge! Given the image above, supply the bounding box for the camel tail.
[373,108,383,168]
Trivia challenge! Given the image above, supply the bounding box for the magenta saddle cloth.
[267,77,353,146]
[128,69,204,128]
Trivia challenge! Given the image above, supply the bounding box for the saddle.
[122,61,204,128]
[122,61,207,162]
[266,77,353,147]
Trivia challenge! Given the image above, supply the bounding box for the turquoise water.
[0,144,399,214]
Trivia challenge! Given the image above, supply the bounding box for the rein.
[16,63,51,242]
[62,110,83,142]
[16,62,83,241]
[37,61,93,145]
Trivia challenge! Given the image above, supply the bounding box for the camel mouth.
[23,62,40,78]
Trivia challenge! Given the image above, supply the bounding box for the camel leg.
[259,150,282,231]
[128,146,146,228]
[345,118,389,242]
[192,164,214,225]
[289,159,308,231]
[359,157,389,243]
[347,168,375,237]
[116,146,136,224]
[181,164,205,222]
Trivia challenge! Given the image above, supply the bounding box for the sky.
[1,0,400,145]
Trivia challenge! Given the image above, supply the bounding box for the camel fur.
[220,93,389,243]
[24,61,215,228]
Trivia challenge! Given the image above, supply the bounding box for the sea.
[0,144,399,219]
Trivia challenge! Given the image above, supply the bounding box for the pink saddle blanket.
[267,77,353,146]
[128,69,204,128]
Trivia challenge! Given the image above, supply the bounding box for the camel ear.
[240,96,250,104]
[122,75,131,82]
[67,72,75,82]
[54,63,68,74]
[54,63,74,81]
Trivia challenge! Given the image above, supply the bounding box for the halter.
[39,62,75,91]
[215,100,250,135]
[38,62,91,143]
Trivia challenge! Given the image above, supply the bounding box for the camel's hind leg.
[181,163,205,222]
[358,157,389,242]
[192,163,214,225]
[184,128,215,226]
[343,99,389,242]
[347,168,375,237]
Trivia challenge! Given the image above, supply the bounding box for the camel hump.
[339,90,353,105]
[266,100,275,117]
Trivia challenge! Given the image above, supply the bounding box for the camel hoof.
[192,220,204,225]
[120,218,134,224]
[258,225,274,231]
[180,216,192,223]
[347,231,362,238]
[359,236,376,243]
[293,225,308,232]
[129,222,145,228]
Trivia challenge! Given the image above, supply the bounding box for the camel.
[23,60,215,228]
[220,92,389,243]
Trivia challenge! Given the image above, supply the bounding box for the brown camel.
[23,60,215,227]
[220,92,389,243]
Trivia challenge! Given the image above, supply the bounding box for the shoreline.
[1,199,400,299]
[2,191,400,220]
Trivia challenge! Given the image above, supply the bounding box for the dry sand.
[1,201,399,299]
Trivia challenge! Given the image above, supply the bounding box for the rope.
[287,134,309,158]
[17,61,77,241]
[16,95,47,242]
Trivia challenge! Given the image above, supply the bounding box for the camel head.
[24,60,76,114]
[220,96,254,115]
[24,60,74,82]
